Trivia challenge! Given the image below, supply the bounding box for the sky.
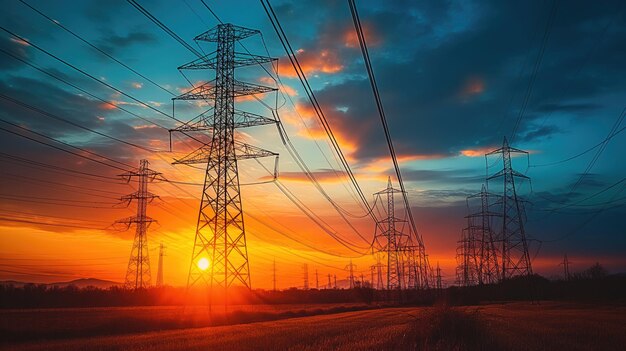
[0,0,625,289]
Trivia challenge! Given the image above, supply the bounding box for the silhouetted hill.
[0,278,120,289]
[47,278,121,289]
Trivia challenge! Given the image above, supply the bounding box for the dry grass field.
[2,302,625,350]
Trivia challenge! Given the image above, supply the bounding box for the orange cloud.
[460,146,495,157]
[459,76,485,97]
[361,154,447,173]
[261,170,348,184]
[10,37,30,46]
[278,49,343,78]
[99,102,116,110]
[344,23,381,48]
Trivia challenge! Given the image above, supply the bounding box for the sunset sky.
[1,0,625,289]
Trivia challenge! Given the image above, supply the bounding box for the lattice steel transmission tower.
[303,264,309,290]
[346,260,356,289]
[373,177,408,290]
[117,159,161,289]
[170,24,278,298]
[456,227,479,286]
[435,262,443,290]
[560,254,570,281]
[156,242,166,287]
[465,185,501,284]
[486,137,533,279]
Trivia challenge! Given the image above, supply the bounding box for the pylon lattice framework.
[486,137,533,280]
[156,242,166,287]
[170,24,278,294]
[456,185,501,286]
[372,177,408,290]
[117,159,161,289]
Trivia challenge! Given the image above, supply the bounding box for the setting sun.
[197,257,210,271]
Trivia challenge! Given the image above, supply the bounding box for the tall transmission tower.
[156,242,166,287]
[373,177,408,290]
[465,185,501,284]
[170,24,278,302]
[486,137,533,279]
[327,274,332,289]
[117,159,161,290]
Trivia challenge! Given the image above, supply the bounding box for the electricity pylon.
[435,262,443,290]
[303,264,309,290]
[559,254,570,281]
[170,24,278,303]
[370,262,384,289]
[456,227,479,286]
[486,137,533,279]
[373,177,408,290]
[117,159,161,290]
[465,185,501,284]
[345,260,356,289]
[156,242,166,287]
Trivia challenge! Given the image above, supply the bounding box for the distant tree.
[585,262,608,279]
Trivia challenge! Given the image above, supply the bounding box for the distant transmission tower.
[560,254,570,281]
[486,137,533,279]
[273,258,277,291]
[435,262,443,290]
[170,24,278,302]
[315,269,319,289]
[117,159,161,290]
[346,260,356,289]
[303,264,309,290]
[465,185,501,284]
[373,177,408,290]
[456,227,479,286]
[156,242,166,287]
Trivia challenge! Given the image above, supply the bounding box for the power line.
[17,0,177,96]
[530,124,626,168]
[0,120,131,171]
[510,0,560,141]
[0,92,158,153]
[347,0,424,247]
[0,152,121,182]
[126,0,203,58]
[260,0,376,226]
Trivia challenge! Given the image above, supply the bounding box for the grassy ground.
[0,303,372,342]
[2,302,625,350]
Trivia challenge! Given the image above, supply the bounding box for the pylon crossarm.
[120,191,159,202]
[179,51,276,70]
[174,80,216,101]
[235,141,278,160]
[511,169,530,179]
[233,109,276,128]
[172,145,213,165]
[194,24,260,42]
[487,169,506,180]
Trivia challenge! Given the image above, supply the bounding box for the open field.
[0,303,373,342]
[2,302,625,350]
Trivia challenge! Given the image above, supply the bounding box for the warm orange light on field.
[197,257,210,271]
